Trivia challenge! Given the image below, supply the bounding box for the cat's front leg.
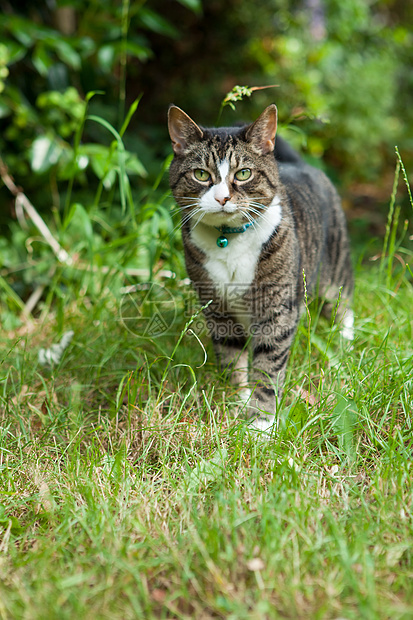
[248,301,300,432]
[206,314,250,405]
[215,338,250,405]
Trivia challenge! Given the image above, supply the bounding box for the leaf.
[97,44,116,71]
[119,95,142,138]
[80,144,110,180]
[177,449,228,500]
[8,16,33,46]
[97,42,151,73]
[31,135,63,173]
[78,143,147,186]
[4,41,27,64]
[125,41,153,62]
[32,43,52,77]
[51,39,81,70]
[85,90,105,103]
[0,338,22,366]
[331,394,358,459]
[124,153,147,177]
[0,505,23,534]
[63,203,94,245]
[85,116,145,210]
[139,8,179,38]
[176,0,203,13]
[0,275,25,311]
[0,100,11,119]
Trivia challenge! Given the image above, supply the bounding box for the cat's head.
[168,105,279,229]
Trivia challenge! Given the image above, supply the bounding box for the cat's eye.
[194,169,211,182]
[234,168,252,182]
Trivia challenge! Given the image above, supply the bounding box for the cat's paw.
[248,414,278,436]
[245,397,278,436]
[238,387,252,404]
[340,309,354,342]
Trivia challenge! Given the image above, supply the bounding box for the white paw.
[238,387,252,404]
[249,415,277,435]
[341,309,354,341]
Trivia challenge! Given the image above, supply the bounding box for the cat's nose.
[215,195,231,206]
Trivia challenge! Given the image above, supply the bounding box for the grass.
[1,253,413,619]
[0,92,412,617]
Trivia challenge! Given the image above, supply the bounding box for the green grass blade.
[331,393,358,461]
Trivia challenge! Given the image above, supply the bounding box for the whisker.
[170,206,204,235]
[245,206,264,217]
[192,210,207,229]
[249,202,268,211]
[176,196,201,203]
[180,208,203,227]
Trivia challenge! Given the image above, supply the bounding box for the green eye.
[194,169,211,182]
[235,168,252,181]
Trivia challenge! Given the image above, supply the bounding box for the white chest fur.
[190,196,282,322]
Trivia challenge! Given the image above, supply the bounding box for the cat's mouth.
[201,208,247,228]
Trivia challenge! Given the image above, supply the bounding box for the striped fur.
[168,104,353,431]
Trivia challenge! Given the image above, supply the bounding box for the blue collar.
[214,222,253,248]
[215,222,253,235]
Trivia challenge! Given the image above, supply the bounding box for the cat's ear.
[168,105,203,156]
[245,104,277,155]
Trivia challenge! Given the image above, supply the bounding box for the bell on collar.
[216,235,228,248]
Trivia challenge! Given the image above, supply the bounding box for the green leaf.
[52,39,81,70]
[119,95,142,138]
[0,275,25,311]
[331,394,358,460]
[30,135,63,173]
[139,9,179,38]
[8,17,33,47]
[63,203,94,249]
[97,42,151,73]
[0,505,23,534]
[177,449,228,500]
[4,41,27,64]
[97,44,116,71]
[102,169,117,190]
[176,0,202,14]
[79,144,111,179]
[124,153,147,178]
[32,43,52,77]
[125,41,153,62]
[85,91,105,103]
[0,99,11,119]
[85,116,129,210]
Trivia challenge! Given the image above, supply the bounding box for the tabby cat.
[168,104,353,432]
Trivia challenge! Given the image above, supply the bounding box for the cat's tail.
[274,136,302,164]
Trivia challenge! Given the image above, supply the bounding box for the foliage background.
[0,0,412,328]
